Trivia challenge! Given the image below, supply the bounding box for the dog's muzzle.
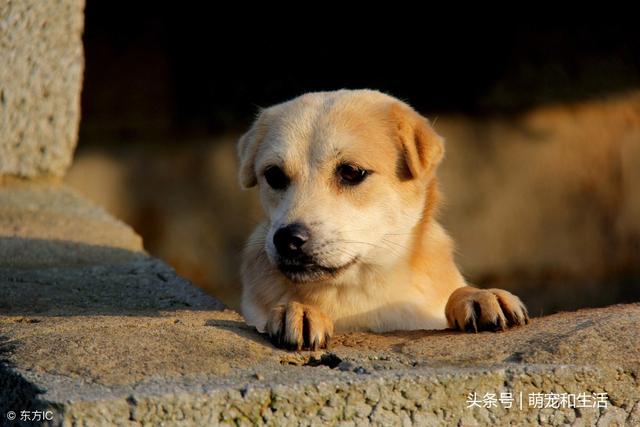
[272,222,357,283]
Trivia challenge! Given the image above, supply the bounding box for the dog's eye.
[337,164,369,186]
[264,166,290,190]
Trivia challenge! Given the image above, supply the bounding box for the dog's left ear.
[390,103,444,180]
[237,109,271,189]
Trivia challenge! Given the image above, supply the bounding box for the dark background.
[71,4,640,313]
[80,4,640,144]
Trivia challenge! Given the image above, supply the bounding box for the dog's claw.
[464,314,478,333]
[265,302,333,351]
[324,333,332,350]
[446,287,529,333]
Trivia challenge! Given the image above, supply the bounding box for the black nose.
[273,223,310,258]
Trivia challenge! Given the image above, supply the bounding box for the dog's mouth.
[277,257,359,283]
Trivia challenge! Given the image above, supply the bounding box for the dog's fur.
[238,90,528,350]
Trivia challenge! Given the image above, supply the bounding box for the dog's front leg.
[265,301,333,351]
[445,286,529,332]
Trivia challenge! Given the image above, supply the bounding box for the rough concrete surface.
[0,181,221,313]
[0,181,142,267]
[0,183,639,426]
[0,0,85,178]
[2,304,639,426]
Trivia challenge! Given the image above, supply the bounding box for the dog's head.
[238,90,444,284]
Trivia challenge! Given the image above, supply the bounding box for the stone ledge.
[1,305,638,426]
[0,183,638,426]
[0,181,143,267]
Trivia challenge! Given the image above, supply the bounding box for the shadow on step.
[0,236,224,317]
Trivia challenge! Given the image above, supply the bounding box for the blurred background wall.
[65,3,640,316]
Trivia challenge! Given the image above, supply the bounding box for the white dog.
[238,90,528,350]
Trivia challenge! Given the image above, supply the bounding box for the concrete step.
[0,183,638,426]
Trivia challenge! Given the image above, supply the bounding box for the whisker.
[329,247,359,259]
[380,241,404,257]
[335,240,386,250]
[242,241,266,250]
[336,239,404,257]
[381,238,411,251]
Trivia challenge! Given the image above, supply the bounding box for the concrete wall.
[0,0,84,178]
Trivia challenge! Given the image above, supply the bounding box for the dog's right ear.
[237,110,270,189]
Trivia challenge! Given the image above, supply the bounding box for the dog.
[237,89,529,350]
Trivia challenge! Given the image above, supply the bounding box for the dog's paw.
[445,287,529,332]
[265,302,334,351]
